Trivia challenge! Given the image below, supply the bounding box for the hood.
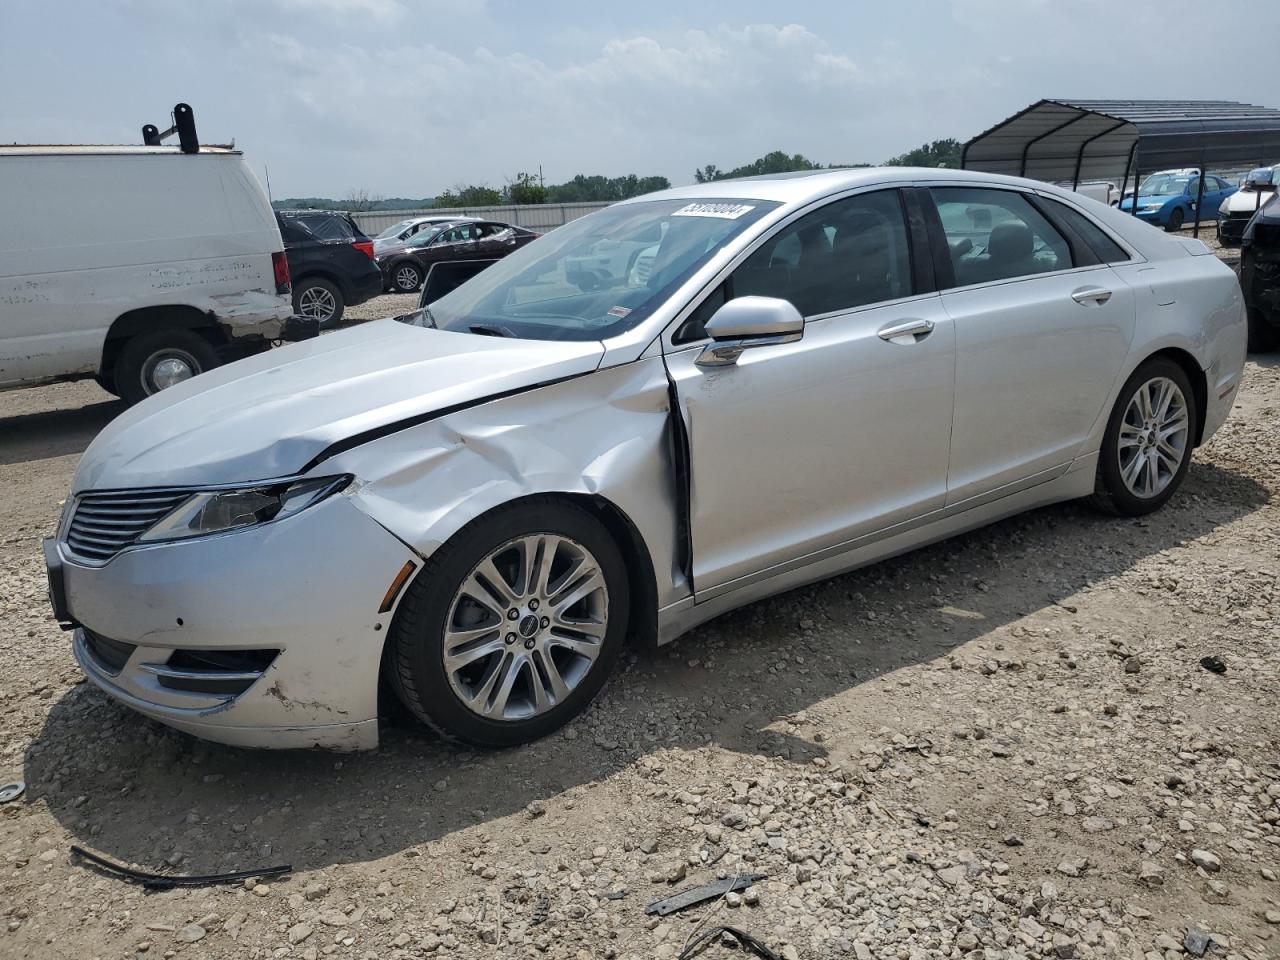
[74,319,604,492]
[1222,187,1276,213]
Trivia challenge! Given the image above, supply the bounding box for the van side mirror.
[696,296,804,367]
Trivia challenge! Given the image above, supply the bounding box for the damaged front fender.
[324,356,688,612]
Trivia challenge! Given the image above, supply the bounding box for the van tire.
[114,329,219,405]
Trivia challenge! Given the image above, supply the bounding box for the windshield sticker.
[672,202,756,220]
[606,305,632,318]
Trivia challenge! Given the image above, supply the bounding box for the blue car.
[1118,170,1237,232]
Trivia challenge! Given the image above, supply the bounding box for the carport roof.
[961,99,1280,185]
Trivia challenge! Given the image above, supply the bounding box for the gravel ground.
[1,284,1278,960]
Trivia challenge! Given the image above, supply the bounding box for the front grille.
[83,629,136,675]
[65,490,192,562]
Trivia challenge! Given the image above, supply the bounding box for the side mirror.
[696,296,804,367]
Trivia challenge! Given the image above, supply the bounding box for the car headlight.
[138,475,351,543]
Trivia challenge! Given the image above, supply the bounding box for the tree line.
[272,140,963,212]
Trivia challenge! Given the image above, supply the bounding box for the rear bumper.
[348,267,384,307]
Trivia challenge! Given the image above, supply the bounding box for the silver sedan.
[46,168,1247,749]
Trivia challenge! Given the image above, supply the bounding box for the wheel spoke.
[1121,451,1145,489]
[470,557,518,610]
[531,649,570,708]
[1151,380,1174,420]
[479,653,525,719]
[550,567,604,616]
[444,636,505,674]
[1118,422,1144,450]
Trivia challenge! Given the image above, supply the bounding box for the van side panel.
[0,153,290,387]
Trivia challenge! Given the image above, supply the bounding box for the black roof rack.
[142,103,199,154]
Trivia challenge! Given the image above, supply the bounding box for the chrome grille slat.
[64,490,190,563]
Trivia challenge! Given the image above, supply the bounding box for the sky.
[3,0,1280,199]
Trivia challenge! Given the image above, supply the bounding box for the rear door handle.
[877,318,934,343]
[1071,286,1112,305]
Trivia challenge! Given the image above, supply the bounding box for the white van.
[0,144,293,403]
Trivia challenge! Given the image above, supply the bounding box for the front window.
[1139,174,1193,196]
[376,220,414,240]
[400,198,778,341]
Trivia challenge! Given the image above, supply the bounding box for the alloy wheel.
[1118,376,1189,498]
[442,534,608,722]
[297,285,338,320]
[395,265,420,292]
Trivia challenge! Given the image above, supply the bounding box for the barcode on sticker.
[672,202,756,220]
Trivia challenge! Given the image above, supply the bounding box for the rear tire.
[114,329,219,405]
[391,261,423,293]
[388,498,629,747]
[292,277,345,328]
[1088,357,1197,516]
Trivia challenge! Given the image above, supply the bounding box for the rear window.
[1039,199,1131,263]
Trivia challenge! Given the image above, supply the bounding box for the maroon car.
[376,220,539,293]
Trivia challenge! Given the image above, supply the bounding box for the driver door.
[664,189,956,598]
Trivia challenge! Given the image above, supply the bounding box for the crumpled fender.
[320,355,688,609]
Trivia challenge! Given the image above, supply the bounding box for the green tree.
[884,138,962,168]
[432,183,503,208]
[695,151,823,182]
[545,173,671,203]
[505,172,547,205]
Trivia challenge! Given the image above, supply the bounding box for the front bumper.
[49,493,417,751]
[1217,216,1250,245]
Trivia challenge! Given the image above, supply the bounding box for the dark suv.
[276,211,383,326]
[1241,192,1280,351]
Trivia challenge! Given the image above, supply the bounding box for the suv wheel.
[114,329,219,405]
[293,278,345,328]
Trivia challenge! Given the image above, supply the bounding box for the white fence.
[352,201,612,235]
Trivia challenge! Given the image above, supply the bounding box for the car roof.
[617,166,1090,208]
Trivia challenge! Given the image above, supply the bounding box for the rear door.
[924,185,1136,506]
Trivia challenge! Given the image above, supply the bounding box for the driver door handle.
[1071,286,1112,305]
[877,318,934,343]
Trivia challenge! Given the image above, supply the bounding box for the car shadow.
[0,399,123,467]
[23,459,1269,879]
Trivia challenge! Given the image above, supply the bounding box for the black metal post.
[1193,169,1205,238]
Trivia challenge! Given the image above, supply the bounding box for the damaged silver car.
[46,169,1246,750]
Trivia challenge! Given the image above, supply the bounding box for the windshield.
[398,198,778,342]
[1140,174,1193,196]
[376,220,414,240]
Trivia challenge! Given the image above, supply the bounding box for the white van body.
[0,145,292,399]
[1067,180,1119,206]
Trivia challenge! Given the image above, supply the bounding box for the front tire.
[1089,358,1197,516]
[388,498,630,747]
[1165,207,1185,232]
[114,329,219,405]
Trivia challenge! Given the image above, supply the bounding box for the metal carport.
[961,99,1280,235]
